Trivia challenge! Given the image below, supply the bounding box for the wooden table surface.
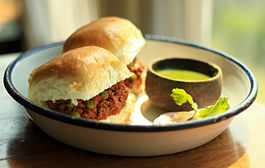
[1,54,265,168]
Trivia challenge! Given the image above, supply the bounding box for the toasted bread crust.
[63,17,145,65]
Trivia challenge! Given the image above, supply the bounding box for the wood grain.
[0,96,265,168]
[0,97,64,161]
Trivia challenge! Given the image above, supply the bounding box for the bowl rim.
[3,35,258,132]
[148,57,222,83]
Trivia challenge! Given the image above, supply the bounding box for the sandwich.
[63,16,146,95]
[28,46,135,124]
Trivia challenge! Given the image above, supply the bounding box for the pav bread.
[28,46,135,124]
[63,16,146,95]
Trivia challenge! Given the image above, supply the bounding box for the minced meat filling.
[124,58,145,89]
[46,81,129,120]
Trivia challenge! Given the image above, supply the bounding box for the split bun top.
[63,17,145,65]
[28,46,131,106]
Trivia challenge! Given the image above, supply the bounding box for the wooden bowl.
[145,57,223,111]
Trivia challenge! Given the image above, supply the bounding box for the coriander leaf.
[170,88,198,113]
[198,97,230,118]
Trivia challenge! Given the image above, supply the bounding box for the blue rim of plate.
[4,35,258,132]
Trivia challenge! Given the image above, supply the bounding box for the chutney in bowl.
[145,57,222,111]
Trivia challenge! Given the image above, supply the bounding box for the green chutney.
[156,69,211,81]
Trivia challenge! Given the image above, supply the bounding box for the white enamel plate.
[4,36,257,156]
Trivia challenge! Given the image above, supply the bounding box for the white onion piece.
[153,111,194,125]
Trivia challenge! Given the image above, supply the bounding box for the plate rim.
[3,35,258,132]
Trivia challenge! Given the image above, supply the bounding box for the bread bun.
[63,16,145,65]
[28,46,131,106]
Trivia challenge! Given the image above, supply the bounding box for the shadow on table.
[97,127,249,168]
[0,98,64,161]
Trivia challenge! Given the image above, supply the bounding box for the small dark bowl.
[145,57,223,111]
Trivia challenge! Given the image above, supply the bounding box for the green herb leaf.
[170,88,198,113]
[198,97,230,118]
[171,88,230,118]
